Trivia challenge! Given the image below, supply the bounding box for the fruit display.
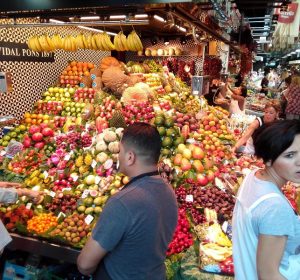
[49,213,92,246]
[27,213,58,234]
[122,101,155,124]
[2,55,291,279]
[166,208,193,256]
[0,124,27,147]
[0,205,34,231]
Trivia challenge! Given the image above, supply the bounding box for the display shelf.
[0,116,16,127]
[7,233,80,264]
[137,55,201,57]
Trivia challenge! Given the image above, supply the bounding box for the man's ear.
[126,150,136,166]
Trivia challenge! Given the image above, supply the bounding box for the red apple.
[29,125,40,134]
[196,174,209,186]
[192,160,204,173]
[32,132,43,142]
[34,142,45,149]
[181,158,192,171]
[42,127,54,137]
[192,146,205,160]
[206,170,215,182]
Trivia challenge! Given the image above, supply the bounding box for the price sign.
[85,214,94,225]
[185,195,194,202]
[49,191,56,198]
[43,171,49,179]
[26,203,32,210]
[57,212,66,219]
[81,190,90,198]
[91,160,97,168]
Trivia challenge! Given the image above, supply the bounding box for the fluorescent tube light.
[49,19,65,23]
[154,15,166,23]
[80,16,100,20]
[109,15,126,20]
[134,14,148,19]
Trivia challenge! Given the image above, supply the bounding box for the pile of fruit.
[1,56,284,278]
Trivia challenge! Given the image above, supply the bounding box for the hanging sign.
[0,41,54,62]
[278,3,298,24]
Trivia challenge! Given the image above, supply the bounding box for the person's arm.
[0,182,21,188]
[232,119,259,153]
[257,235,287,280]
[0,187,42,204]
[77,237,107,275]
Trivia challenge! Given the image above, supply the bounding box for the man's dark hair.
[121,122,161,164]
[285,75,292,85]
[253,120,300,164]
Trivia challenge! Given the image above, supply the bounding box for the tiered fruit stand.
[1,54,299,280]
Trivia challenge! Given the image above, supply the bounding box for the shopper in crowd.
[0,182,42,254]
[229,83,248,113]
[284,75,300,120]
[260,69,270,95]
[77,123,178,280]
[279,75,292,119]
[212,76,232,111]
[233,120,300,280]
[234,71,243,87]
[232,102,280,154]
[204,79,220,106]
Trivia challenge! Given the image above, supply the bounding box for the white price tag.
[57,212,66,219]
[0,150,6,156]
[71,173,79,182]
[81,189,90,198]
[49,191,56,198]
[222,221,229,233]
[26,203,32,210]
[43,171,48,179]
[215,177,226,192]
[85,214,94,225]
[185,195,194,203]
[95,176,101,185]
[91,160,97,168]
[64,154,71,161]
[62,188,72,192]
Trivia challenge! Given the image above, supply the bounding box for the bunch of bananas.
[126,30,143,51]
[63,35,77,52]
[113,31,128,51]
[27,35,55,52]
[200,243,232,262]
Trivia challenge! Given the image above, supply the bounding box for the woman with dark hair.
[233,120,300,280]
[232,102,280,154]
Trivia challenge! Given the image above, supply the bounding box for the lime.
[166,128,176,137]
[161,148,172,156]
[173,136,185,146]
[15,128,21,134]
[10,132,17,138]
[165,117,174,128]
[3,135,10,141]
[2,141,8,147]
[154,116,165,126]
[162,136,173,147]
[157,127,166,136]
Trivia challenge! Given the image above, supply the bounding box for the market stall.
[0,2,299,280]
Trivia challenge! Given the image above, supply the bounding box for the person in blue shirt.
[233,120,300,280]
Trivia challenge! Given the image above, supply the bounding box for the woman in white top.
[233,120,300,280]
[232,102,280,154]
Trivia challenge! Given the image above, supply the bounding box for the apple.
[182,148,192,160]
[29,125,40,134]
[173,154,183,166]
[192,160,204,173]
[34,142,45,149]
[196,174,208,186]
[32,132,43,142]
[192,146,205,160]
[181,158,192,171]
[42,127,54,137]
[177,144,186,154]
[206,170,215,182]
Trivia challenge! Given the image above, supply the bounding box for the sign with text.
[0,41,54,62]
[278,3,298,24]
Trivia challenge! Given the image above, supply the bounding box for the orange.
[66,66,72,71]
[43,114,50,120]
[68,70,73,76]
[82,66,88,72]
[25,118,31,124]
[31,119,37,124]
[62,70,68,75]
[31,113,37,119]
[77,62,83,68]
[72,66,77,71]
[70,61,77,67]
[24,112,31,118]
[87,62,94,69]
[82,62,88,68]
[84,71,90,77]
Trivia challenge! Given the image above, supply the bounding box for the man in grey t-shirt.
[77,123,178,280]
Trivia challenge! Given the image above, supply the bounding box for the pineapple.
[84,153,93,166]
[109,110,127,128]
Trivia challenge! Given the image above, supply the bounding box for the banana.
[100,33,109,51]
[131,31,143,51]
[113,33,121,51]
[38,35,50,52]
[103,32,115,51]
[71,36,78,52]
[126,32,135,51]
[45,35,55,51]
[82,34,89,49]
[95,34,104,51]
[33,36,43,52]
[86,34,93,49]
[75,34,85,49]
[27,37,35,51]
[120,31,128,51]
[52,34,63,49]
[91,34,99,50]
